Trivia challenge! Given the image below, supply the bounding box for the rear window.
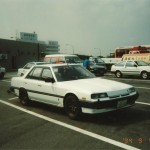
[44,57,50,63]
[59,57,65,63]
[65,56,82,63]
[44,55,82,64]
[51,57,57,64]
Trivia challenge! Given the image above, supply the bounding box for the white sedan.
[111,60,150,79]
[11,64,139,119]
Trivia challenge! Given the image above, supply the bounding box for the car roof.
[45,54,78,57]
[27,62,49,64]
[33,63,80,67]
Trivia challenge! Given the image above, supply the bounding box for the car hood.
[57,77,132,94]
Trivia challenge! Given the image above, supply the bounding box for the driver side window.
[41,68,53,80]
[126,62,135,67]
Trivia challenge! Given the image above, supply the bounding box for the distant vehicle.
[111,60,150,79]
[10,64,139,119]
[0,65,6,79]
[44,54,82,65]
[89,57,107,69]
[122,53,150,64]
[18,62,49,76]
[101,45,150,70]
[89,61,106,76]
[115,45,150,58]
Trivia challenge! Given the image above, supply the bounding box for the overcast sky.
[1,0,150,56]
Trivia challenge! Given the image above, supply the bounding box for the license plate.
[117,99,127,108]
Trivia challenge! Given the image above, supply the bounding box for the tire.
[115,71,122,78]
[141,71,148,79]
[21,73,24,76]
[0,73,4,79]
[64,95,81,120]
[19,89,29,106]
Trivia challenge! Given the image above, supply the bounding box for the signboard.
[48,41,59,46]
[20,32,38,41]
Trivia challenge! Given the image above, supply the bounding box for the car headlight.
[128,87,136,93]
[91,93,108,99]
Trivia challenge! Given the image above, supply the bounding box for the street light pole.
[66,44,74,54]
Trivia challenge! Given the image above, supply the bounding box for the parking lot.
[0,72,150,150]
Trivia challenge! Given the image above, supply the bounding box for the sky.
[1,0,150,56]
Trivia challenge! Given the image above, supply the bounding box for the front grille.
[80,93,139,109]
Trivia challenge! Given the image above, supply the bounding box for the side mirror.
[45,77,55,83]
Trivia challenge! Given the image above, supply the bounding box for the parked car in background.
[88,60,106,76]
[18,62,49,76]
[0,65,6,79]
[90,57,107,68]
[11,64,139,120]
[44,54,82,65]
[111,60,150,79]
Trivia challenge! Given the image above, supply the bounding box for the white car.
[18,62,49,76]
[11,64,139,119]
[111,60,150,79]
[0,65,6,79]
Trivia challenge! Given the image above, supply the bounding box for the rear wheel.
[141,71,149,79]
[115,71,122,78]
[0,73,4,79]
[64,95,81,120]
[19,89,30,106]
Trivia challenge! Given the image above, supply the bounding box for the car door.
[39,67,60,105]
[25,67,59,105]
[123,61,140,75]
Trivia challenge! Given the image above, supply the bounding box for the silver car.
[111,60,150,79]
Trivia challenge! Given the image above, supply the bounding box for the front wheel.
[64,95,81,120]
[115,71,122,78]
[141,71,149,79]
[0,73,4,79]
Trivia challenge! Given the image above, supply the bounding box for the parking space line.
[0,99,140,150]
[1,80,11,82]
[135,87,150,90]
[8,97,18,101]
[136,101,150,106]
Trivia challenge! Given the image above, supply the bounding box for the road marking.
[107,77,150,82]
[135,86,150,90]
[8,97,18,101]
[1,80,11,82]
[0,99,140,150]
[136,101,150,106]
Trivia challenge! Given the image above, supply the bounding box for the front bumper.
[80,92,139,114]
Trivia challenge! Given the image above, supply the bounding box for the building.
[0,32,60,70]
[41,41,60,56]
[0,38,45,70]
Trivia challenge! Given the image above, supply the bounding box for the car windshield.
[65,56,82,63]
[95,58,104,63]
[53,65,95,82]
[90,61,95,65]
[135,61,149,66]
